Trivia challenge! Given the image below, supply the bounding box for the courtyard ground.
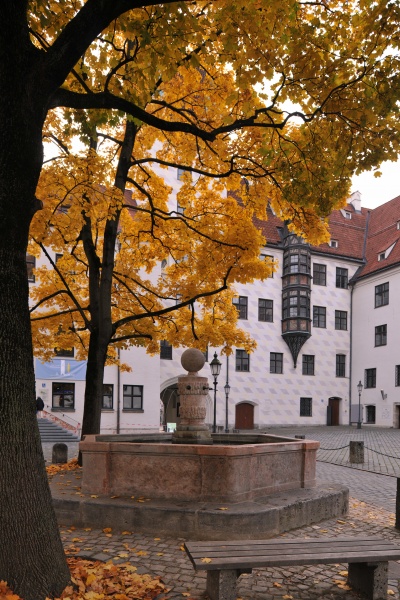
[46,425,400,599]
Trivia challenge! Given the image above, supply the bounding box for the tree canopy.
[0,1,399,598]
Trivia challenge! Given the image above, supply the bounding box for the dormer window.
[345,212,351,219]
[329,240,338,248]
[378,242,396,261]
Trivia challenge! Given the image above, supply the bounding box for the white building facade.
[29,184,400,433]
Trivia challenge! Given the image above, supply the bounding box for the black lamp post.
[357,380,363,429]
[210,352,222,433]
[224,382,230,433]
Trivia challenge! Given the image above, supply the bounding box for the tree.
[1,1,399,598]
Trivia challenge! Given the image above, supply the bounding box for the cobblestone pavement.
[52,461,400,600]
[261,425,400,477]
[47,427,400,599]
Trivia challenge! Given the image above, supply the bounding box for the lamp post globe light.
[224,382,231,433]
[210,352,222,433]
[357,380,363,430]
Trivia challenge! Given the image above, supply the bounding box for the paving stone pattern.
[49,426,400,600]
[261,425,400,477]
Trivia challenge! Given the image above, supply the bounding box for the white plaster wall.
[352,266,400,427]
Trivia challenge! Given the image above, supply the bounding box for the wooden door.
[235,403,254,429]
[328,398,340,426]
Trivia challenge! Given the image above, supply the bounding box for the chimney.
[349,190,362,213]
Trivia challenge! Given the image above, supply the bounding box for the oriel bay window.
[283,248,311,275]
[282,289,310,320]
[123,385,143,410]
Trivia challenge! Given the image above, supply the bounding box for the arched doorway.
[235,402,254,430]
[328,397,341,426]
[160,384,180,431]
[160,378,213,430]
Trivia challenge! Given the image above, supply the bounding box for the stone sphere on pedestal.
[181,348,205,374]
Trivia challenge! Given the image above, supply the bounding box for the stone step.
[37,418,79,442]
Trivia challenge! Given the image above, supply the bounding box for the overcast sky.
[351,160,399,209]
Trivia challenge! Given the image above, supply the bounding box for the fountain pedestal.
[172,348,212,445]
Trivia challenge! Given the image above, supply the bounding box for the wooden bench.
[184,536,400,600]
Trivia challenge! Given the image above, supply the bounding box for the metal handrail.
[42,405,81,436]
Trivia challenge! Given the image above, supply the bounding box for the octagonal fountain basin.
[80,432,319,503]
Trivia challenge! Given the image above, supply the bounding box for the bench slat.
[184,537,400,571]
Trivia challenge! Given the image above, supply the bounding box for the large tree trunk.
[81,332,108,437]
[0,4,70,598]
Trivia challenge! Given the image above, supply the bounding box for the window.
[52,382,75,409]
[54,347,74,358]
[396,365,400,387]
[233,296,248,320]
[365,368,376,389]
[203,347,209,362]
[344,211,351,219]
[55,253,63,263]
[282,289,310,319]
[336,267,348,288]
[375,282,389,307]
[176,201,185,214]
[366,405,376,424]
[335,310,347,330]
[160,340,173,359]
[330,240,338,248]
[258,299,273,322]
[378,252,386,261]
[260,254,274,278]
[123,385,143,410]
[236,349,250,372]
[302,355,315,376]
[300,397,312,417]
[177,167,185,180]
[26,254,35,282]
[313,306,326,328]
[375,324,387,347]
[336,354,346,377]
[102,384,113,410]
[283,249,310,276]
[313,263,326,286]
[270,352,283,374]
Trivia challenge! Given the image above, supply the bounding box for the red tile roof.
[258,193,400,281]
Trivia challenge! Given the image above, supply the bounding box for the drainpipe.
[349,283,354,426]
[348,210,370,426]
[116,348,121,433]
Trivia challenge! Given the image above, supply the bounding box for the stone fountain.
[76,349,348,539]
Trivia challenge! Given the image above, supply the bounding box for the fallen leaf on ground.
[273,582,282,588]
[201,558,212,563]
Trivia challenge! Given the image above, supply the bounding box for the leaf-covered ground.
[0,558,168,599]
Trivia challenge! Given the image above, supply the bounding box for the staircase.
[38,418,80,443]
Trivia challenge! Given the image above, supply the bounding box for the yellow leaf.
[103,527,112,533]
[201,557,212,563]
[283,596,293,599]
[388,590,395,596]
[336,520,346,524]
[86,573,96,586]
[218,507,229,511]
[90,495,98,498]
[273,582,282,588]
[338,570,348,576]
[121,531,132,535]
